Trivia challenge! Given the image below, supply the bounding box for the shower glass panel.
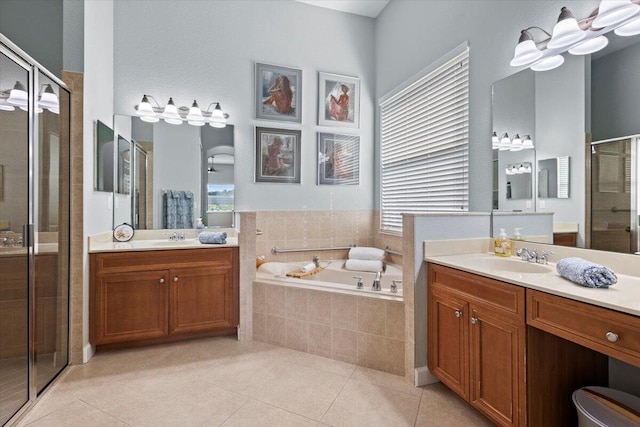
[34,71,70,393]
[0,50,30,426]
[590,139,634,253]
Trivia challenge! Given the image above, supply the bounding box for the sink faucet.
[372,271,382,291]
[516,247,553,264]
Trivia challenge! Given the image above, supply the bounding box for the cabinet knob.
[606,331,619,342]
[455,310,463,318]
[470,317,478,325]
[173,277,179,282]
[159,278,165,283]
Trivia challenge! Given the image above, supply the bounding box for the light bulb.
[592,0,639,28]
[498,133,511,151]
[510,134,523,151]
[510,30,543,67]
[140,115,160,123]
[568,36,609,55]
[0,98,15,111]
[209,103,227,128]
[615,16,640,36]
[7,81,28,107]
[186,100,204,122]
[38,84,59,110]
[547,8,586,50]
[522,135,534,149]
[136,95,156,116]
[531,55,565,72]
[162,97,182,124]
[492,131,499,150]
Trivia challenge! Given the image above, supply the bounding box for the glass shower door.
[590,138,637,253]
[34,71,70,393]
[0,50,30,426]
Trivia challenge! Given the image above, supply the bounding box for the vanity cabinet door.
[469,304,526,427]
[428,284,469,401]
[169,264,238,334]
[91,270,169,344]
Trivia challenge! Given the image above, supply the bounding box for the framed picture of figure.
[255,127,302,184]
[317,132,359,185]
[255,63,302,123]
[318,72,360,128]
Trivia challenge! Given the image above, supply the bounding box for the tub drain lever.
[391,280,402,294]
[353,276,363,289]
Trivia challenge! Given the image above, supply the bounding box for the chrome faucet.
[516,247,553,264]
[390,280,401,294]
[353,276,363,289]
[372,271,382,291]
[312,255,320,268]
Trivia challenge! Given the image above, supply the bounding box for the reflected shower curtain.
[162,190,194,229]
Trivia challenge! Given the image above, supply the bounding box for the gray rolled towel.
[556,257,617,288]
[198,231,227,244]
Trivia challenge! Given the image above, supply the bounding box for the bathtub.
[256,259,403,299]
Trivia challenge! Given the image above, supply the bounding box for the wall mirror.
[94,120,114,192]
[505,162,532,200]
[491,31,640,252]
[538,156,569,199]
[112,115,234,230]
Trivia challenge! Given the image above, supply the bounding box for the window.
[207,184,234,211]
[379,44,469,234]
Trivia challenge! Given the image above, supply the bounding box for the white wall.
[375,0,600,212]
[535,55,586,246]
[113,0,376,212]
[83,0,113,361]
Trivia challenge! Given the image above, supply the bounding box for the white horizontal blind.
[380,47,469,234]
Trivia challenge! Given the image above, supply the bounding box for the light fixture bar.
[134,95,229,127]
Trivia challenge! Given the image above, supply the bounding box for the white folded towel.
[348,247,385,261]
[345,259,384,273]
[300,263,317,273]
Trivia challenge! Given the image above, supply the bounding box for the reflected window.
[207,184,234,211]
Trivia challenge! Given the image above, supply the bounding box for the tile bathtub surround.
[253,282,406,376]
[14,337,490,427]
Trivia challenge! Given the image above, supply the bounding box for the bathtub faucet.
[372,271,382,291]
[312,255,320,268]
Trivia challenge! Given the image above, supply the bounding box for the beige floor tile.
[249,363,348,421]
[416,383,493,426]
[285,350,357,378]
[18,399,127,427]
[350,366,422,397]
[221,399,317,427]
[321,378,421,427]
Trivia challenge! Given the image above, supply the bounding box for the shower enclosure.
[0,36,70,425]
[590,137,639,254]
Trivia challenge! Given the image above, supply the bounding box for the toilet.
[573,386,640,427]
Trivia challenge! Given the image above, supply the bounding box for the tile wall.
[253,282,405,376]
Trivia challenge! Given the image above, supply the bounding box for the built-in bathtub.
[252,259,405,376]
[256,259,403,298]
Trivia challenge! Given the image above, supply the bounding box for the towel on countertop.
[345,259,384,273]
[348,247,386,261]
[198,231,227,244]
[556,257,617,288]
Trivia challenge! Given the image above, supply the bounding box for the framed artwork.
[317,133,360,185]
[255,127,301,184]
[255,63,302,123]
[318,72,360,128]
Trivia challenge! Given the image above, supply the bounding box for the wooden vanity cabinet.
[90,247,239,348]
[428,264,526,427]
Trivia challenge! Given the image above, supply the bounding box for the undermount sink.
[145,240,200,246]
[468,257,553,274]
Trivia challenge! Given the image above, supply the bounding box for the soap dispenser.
[494,228,512,257]
[195,217,205,235]
[513,228,523,241]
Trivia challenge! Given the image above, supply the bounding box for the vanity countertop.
[89,237,239,253]
[425,252,640,317]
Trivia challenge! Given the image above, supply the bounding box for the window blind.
[379,47,469,234]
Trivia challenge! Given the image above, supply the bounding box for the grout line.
[318,376,350,424]
[413,388,425,427]
[217,397,251,426]
[78,398,134,426]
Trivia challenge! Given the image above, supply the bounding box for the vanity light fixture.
[493,132,535,151]
[134,94,229,127]
[491,131,500,149]
[510,1,640,72]
[1,81,59,114]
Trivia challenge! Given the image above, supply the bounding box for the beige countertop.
[425,252,640,317]
[88,228,239,253]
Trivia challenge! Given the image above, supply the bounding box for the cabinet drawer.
[93,248,235,274]
[528,289,640,368]
[429,264,525,320]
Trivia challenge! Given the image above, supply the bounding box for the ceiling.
[295,0,390,18]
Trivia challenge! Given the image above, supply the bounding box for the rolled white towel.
[300,263,317,273]
[348,247,386,261]
[345,259,384,273]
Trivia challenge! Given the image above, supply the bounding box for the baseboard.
[83,343,95,363]
[415,366,439,387]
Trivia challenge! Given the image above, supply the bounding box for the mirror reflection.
[112,115,234,230]
[492,31,640,252]
[94,121,114,192]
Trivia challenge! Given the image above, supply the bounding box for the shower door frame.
[586,134,639,254]
[1,33,71,425]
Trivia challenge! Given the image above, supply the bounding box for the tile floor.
[14,337,492,427]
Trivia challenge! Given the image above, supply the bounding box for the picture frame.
[255,127,302,184]
[255,63,302,123]
[318,72,360,128]
[317,133,360,185]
